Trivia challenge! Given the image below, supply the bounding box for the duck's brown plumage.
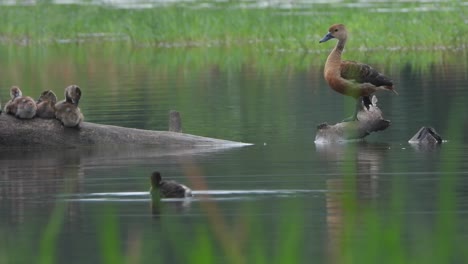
[4,86,22,115]
[340,61,394,88]
[16,96,37,119]
[55,85,84,127]
[320,24,397,99]
[36,90,57,118]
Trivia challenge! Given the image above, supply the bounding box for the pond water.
[1,42,467,263]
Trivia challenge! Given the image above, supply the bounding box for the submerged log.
[0,114,250,148]
[408,126,442,144]
[315,96,390,143]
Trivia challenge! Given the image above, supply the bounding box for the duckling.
[150,171,193,199]
[36,90,57,118]
[319,24,398,121]
[4,86,23,115]
[15,96,37,119]
[55,85,84,127]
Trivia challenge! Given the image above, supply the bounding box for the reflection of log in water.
[320,143,387,263]
[0,149,84,224]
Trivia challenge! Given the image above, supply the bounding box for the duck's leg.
[342,96,371,122]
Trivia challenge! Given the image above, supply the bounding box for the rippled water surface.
[1,26,468,264]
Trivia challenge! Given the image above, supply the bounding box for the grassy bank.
[0,1,466,51]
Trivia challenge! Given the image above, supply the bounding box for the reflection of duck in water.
[36,90,57,118]
[319,24,398,121]
[150,171,193,199]
[55,85,84,127]
[4,86,23,115]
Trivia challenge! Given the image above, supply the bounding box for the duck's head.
[10,86,22,99]
[319,24,347,43]
[150,171,162,188]
[37,90,57,104]
[65,85,82,105]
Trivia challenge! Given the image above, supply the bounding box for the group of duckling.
[2,84,84,127]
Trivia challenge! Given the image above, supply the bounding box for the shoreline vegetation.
[0,2,465,51]
[0,1,466,74]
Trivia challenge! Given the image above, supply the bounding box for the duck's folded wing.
[161,181,187,198]
[341,60,393,87]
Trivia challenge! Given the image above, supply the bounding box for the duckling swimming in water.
[55,85,84,127]
[4,86,23,115]
[150,171,193,199]
[15,96,37,119]
[319,24,397,121]
[36,90,57,118]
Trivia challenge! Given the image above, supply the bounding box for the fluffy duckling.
[4,86,37,119]
[36,90,57,118]
[4,86,22,115]
[55,85,84,128]
[319,24,397,121]
[150,171,193,199]
[15,96,37,119]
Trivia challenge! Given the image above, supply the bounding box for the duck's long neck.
[324,38,346,78]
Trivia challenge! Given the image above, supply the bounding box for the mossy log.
[315,96,390,143]
[0,114,250,148]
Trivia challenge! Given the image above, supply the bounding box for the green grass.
[39,202,67,264]
[0,1,465,51]
[98,206,124,264]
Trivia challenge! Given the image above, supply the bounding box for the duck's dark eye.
[334,29,338,32]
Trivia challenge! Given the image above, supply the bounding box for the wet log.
[0,114,250,148]
[315,96,390,143]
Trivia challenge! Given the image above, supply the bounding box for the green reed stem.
[38,202,66,264]
[98,205,124,264]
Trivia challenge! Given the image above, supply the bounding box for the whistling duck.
[16,96,37,119]
[36,90,57,118]
[4,86,23,115]
[150,171,193,199]
[319,24,397,121]
[55,85,84,127]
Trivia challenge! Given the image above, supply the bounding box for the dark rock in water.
[408,127,442,144]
